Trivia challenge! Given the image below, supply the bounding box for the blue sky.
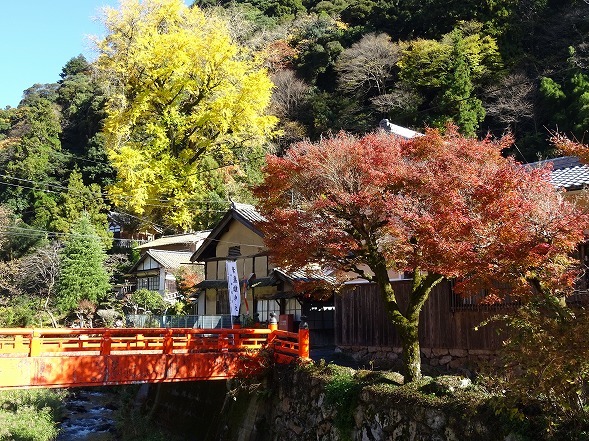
[0,1,121,108]
[0,1,192,109]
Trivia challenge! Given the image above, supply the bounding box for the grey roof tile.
[529,156,589,190]
[144,250,194,269]
[231,202,266,224]
[272,267,337,285]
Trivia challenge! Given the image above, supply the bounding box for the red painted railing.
[0,327,310,389]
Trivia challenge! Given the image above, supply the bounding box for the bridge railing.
[0,326,310,362]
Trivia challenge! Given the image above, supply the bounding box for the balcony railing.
[112,238,149,249]
[125,314,233,329]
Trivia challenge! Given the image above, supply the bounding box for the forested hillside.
[0,0,587,325]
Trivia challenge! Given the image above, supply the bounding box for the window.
[165,279,177,293]
[228,246,241,258]
[256,300,273,322]
[450,280,518,311]
[285,298,302,321]
[137,276,159,291]
[216,289,230,314]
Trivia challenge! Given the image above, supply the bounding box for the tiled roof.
[231,202,266,224]
[191,203,265,262]
[195,277,274,289]
[136,231,210,249]
[272,267,337,285]
[144,250,193,269]
[529,156,589,190]
[194,268,336,290]
[379,119,422,139]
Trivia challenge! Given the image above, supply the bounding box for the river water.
[57,389,118,441]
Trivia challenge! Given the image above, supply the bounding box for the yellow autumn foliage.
[94,0,277,229]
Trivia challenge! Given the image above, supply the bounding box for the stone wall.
[254,366,508,441]
[338,345,495,373]
[149,364,522,441]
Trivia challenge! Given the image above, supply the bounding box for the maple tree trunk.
[380,282,422,382]
[378,267,444,383]
[398,319,422,382]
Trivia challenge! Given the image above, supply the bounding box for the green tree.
[436,31,486,136]
[0,205,46,261]
[290,14,345,87]
[57,56,113,188]
[0,93,65,221]
[127,289,168,315]
[33,169,112,247]
[94,0,277,229]
[539,58,589,141]
[398,26,501,135]
[56,214,110,313]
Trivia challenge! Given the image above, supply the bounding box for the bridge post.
[268,312,278,332]
[14,334,23,352]
[163,329,173,354]
[30,329,41,357]
[232,322,241,347]
[267,312,277,346]
[298,318,310,359]
[101,330,112,356]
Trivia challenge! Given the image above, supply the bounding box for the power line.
[48,143,269,179]
[0,180,63,195]
[0,179,233,234]
[0,175,234,207]
[0,225,268,250]
[0,226,101,241]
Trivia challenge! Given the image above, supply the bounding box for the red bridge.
[0,326,309,389]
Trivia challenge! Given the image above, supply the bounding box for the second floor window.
[216,289,230,314]
[138,276,159,291]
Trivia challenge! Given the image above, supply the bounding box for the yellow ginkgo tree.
[94,0,277,229]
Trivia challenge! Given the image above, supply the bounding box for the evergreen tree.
[0,93,65,220]
[56,214,110,313]
[398,26,499,136]
[539,63,589,141]
[437,31,486,136]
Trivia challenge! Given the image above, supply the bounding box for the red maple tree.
[254,127,587,381]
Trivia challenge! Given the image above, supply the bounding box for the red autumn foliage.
[255,127,587,302]
[175,266,203,298]
[254,127,588,381]
[552,133,589,164]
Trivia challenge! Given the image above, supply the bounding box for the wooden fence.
[335,281,506,351]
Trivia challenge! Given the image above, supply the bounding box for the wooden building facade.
[335,280,508,367]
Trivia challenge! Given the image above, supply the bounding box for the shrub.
[491,300,589,435]
[128,289,167,315]
[0,389,66,441]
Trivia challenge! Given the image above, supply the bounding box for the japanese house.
[190,202,336,346]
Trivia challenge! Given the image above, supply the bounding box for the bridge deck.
[0,327,309,389]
